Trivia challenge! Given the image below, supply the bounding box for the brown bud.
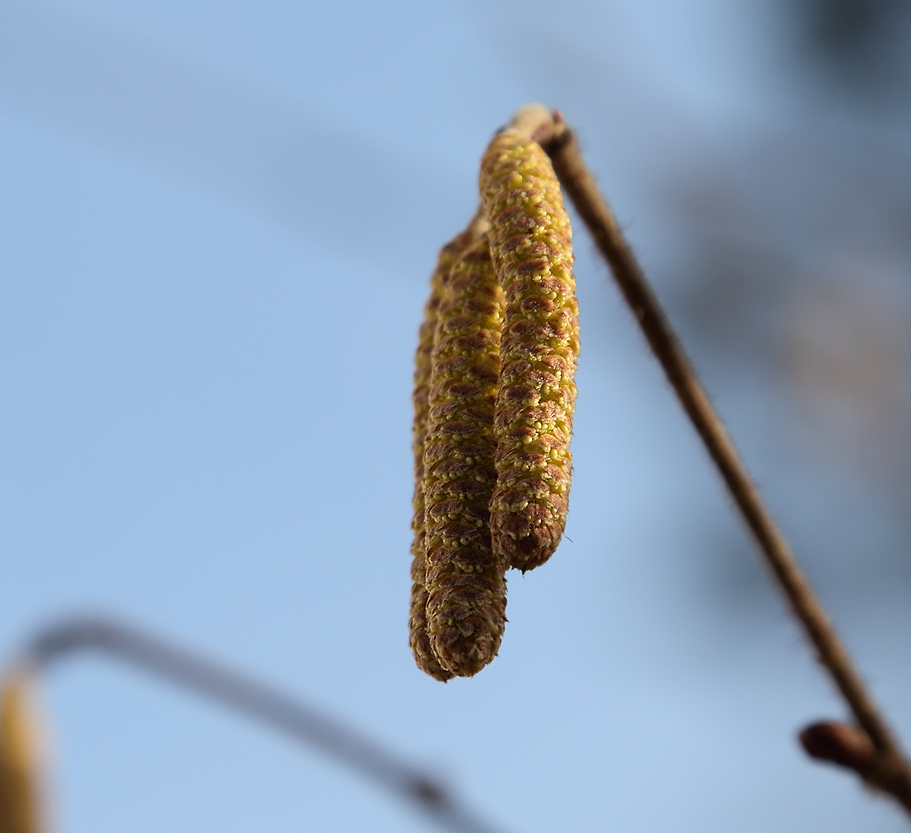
[480,128,579,572]
[422,235,508,677]
[799,721,876,774]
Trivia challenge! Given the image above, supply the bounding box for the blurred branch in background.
[0,1,460,275]
[661,125,911,619]
[19,616,509,833]
[794,0,911,94]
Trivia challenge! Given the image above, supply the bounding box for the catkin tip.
[409,560,455,682]
[429,580,506,677]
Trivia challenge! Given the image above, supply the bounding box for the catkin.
[422,235,507,677]
[0,668,43,833]
[409,231,473,682]
[480,129,580,572]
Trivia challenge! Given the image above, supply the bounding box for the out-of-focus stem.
[25,616,510,833]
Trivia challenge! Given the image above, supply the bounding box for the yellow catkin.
[480,129,580,572]
[0,668,44,833]
[422,234,507,677]
[409,231,475,682]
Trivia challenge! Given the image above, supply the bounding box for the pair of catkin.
[410,125,579,680]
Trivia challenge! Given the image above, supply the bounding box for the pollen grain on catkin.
[422,234,507,678]
[480,128,580,573]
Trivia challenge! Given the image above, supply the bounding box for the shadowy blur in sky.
[2,1,911,831]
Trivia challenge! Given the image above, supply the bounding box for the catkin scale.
[0,669,43,833]
[480,129,580,572]
[422,236,507,677]
[409,233,474,682]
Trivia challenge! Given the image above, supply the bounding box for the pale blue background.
[3,1,911,831]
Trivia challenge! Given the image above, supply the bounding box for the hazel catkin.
[480,128,580,573]
[409,231,474,682]
[0,668,44,833]
[422,234,507,677]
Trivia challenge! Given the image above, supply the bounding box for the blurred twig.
[24,615,510,833]
[0,1,458,274]
[523,111,911,817]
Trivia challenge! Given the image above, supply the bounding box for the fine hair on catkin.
[480,128,580,573]
[421,233,507,678]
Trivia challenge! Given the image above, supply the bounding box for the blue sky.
[2,1,911,831]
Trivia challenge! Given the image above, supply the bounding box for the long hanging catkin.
[0,667,44,833]
[480,128,580,573]
[422,234,507,677]
[409,228,480,681]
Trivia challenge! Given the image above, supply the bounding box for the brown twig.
[24,615,511,833]
[518,111,911,816]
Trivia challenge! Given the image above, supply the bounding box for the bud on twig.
[800,721,876,774]
[480,128,579,572]
[798,720,911,804]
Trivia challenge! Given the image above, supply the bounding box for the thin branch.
[534,118,911,816]
[24,615,511,833]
